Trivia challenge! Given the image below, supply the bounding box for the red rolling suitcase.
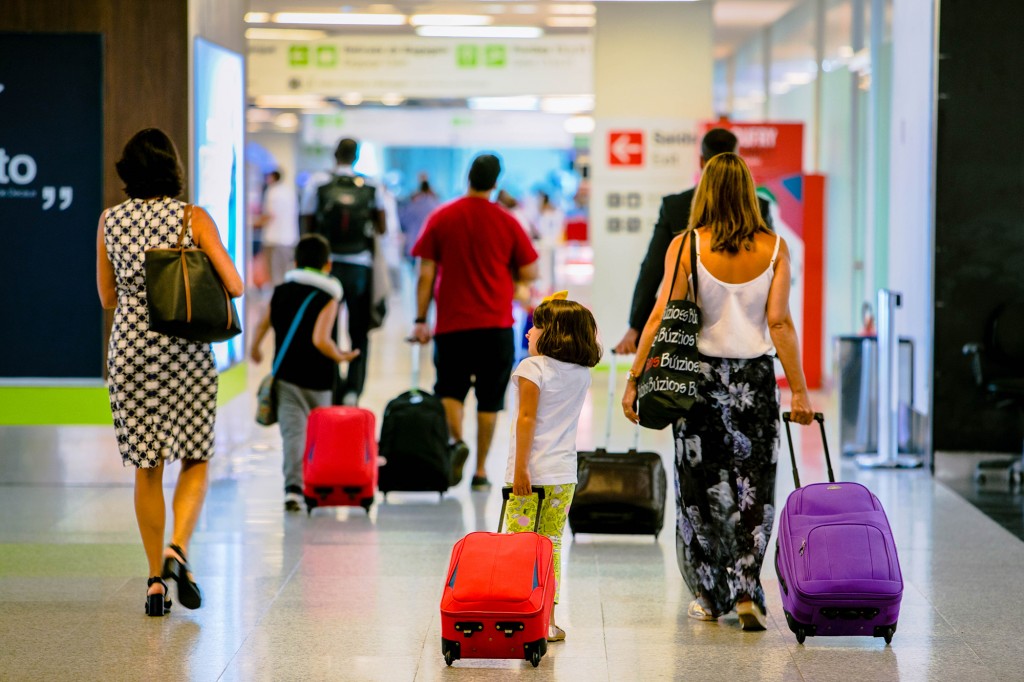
[302,406,378,514]
[775,412,903,645]
[440,487,554,668]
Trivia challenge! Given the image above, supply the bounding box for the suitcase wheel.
[441,638,460,666]
[530,651,541,668]
[360,497,374,512]
[874,624,897,644]
[795,627,806,645]
[305,497,317,516]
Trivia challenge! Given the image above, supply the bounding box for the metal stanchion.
[857,289,924,469]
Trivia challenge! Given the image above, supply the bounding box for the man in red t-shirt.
[411,154,539,491]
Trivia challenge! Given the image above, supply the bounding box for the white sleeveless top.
[689,231,780,359]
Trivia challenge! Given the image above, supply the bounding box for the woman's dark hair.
[688,152,768,254]
[294,234,331,270]
[533,299,602,368]
[115,128,184,199]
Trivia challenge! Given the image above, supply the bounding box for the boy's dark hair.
[294,234,331,270]
[335,138,358,164]
[268,169,282,182]
[701,128,739,161]
[116,128,184,199]
[468,154,501,191]
[533,299,602,368]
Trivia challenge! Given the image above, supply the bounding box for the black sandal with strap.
[145,576,172,617]
[161,543,202,610]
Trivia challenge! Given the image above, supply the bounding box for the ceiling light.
[785,72,815,86]
[271,12,407,26]
[380,93,406,106]
[548,4,596,15]
[512,5,538,14]
[254,95,328,108]
[468,96,540,111]
[244,12,270,23]
[540,95,595,114]
[245,28,328,40]
[546,16,595,28]
[410,14,493,27]
[482,5,507,14]
[416,26,543,39]
[341,93,364,106]
[564,115,595,135]
[274,113,299,130]
[247,109,273,123]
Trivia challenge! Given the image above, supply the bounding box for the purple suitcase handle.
[781,412,834,489]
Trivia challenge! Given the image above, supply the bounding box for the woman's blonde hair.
[687,152,768,254]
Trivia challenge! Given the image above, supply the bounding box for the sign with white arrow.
[588,117,699,346]
[608,130,644,166]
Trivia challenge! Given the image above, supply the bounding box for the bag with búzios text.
[636,231,701,430]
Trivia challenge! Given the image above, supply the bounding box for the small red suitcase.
[440,487,554,668]
[302,406,378,514]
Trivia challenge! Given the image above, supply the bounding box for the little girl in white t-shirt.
[504,292,601,643]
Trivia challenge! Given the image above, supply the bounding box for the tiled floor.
[2,307,1023,681]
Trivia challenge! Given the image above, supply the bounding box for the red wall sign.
[607,131,644,167]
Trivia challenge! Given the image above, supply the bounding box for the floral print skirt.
[672,354,780,615]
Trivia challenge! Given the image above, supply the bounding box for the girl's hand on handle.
[621,380,639,424]
[512,470,532,497]
[789,390,815,425]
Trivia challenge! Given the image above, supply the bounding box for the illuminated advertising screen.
[194,37,245,370]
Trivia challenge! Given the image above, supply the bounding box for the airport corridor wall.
[933,0,1024,452]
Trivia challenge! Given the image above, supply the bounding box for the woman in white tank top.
[621,153,815,631]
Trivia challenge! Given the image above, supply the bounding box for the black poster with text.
[0,34,103,379]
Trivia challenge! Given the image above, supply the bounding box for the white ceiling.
[244,0,800,60]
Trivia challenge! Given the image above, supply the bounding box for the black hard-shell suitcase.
[379,344,451,496]
[569,352,668,539]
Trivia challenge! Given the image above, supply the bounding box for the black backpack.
[314,174,377,255]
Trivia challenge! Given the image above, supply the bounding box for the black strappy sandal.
[161,543,202,610]
[145,576,172,617]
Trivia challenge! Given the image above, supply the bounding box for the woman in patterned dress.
[621,153,814,631]
[96,129,243,616]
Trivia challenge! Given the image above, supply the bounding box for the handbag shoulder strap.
[176,204,192,249]
[271,291,319,377]
[689,228,700,304]
[667,228,697,301]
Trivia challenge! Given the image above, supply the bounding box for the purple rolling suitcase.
[775,412,903,645]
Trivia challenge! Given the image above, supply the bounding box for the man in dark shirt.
[612,128,774,354]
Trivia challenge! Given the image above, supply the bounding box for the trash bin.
[835,336,920,456]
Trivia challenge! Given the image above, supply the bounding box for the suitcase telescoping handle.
[607,351,642,452]
[498,486,546,533]
[410,340,421,391]
[782,412,833,489]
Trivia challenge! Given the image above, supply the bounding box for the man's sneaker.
[284,492,304,513]
[449,441,470,486]
[470,475,492,492]
[341,392,358,407]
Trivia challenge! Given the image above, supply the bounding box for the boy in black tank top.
[251,235,360,511]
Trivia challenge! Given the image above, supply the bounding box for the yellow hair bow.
[541,290,569,303]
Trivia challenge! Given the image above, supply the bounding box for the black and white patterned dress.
[673,355,780,616]
[104,198,218,469]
